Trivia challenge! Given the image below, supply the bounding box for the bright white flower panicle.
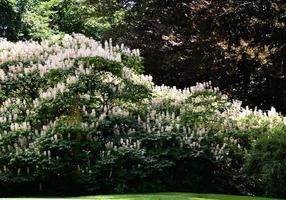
[10,122,31,132]
[123,67,153,87]
[151,82,218,108]
[0,34,139,66]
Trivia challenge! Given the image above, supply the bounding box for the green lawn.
[75,193,280,200]
[5,193,280,200]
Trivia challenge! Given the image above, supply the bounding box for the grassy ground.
[76,193,279,200]
[5,193,280,200]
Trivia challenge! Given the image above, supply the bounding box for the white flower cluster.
[39,76,78,99]
[101,72,122,85]
[0,39,48,63]
[0,34,133,65]
[0,34,141,82]
[113,42,141,57]
[151,82,220,108]
[0,69,6,81]
[123,67,153,87]
[10,122,31,131]
[225,104,285,130]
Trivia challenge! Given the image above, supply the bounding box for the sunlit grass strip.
[76,193,280,200]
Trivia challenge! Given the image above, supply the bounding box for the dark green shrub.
[246,125,286,198]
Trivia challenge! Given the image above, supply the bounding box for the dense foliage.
[1,0,125,41]
[0,0,21,41]
[246,126,286,197]
[0,35,285,198]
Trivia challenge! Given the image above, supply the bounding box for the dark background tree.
[0,0,21,41]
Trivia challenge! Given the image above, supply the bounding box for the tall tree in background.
[14,0,127,40]
[112,0,286,114]
[196,0,286,114]
[0,0,21,41]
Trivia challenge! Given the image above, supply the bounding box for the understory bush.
[0,34,285,197]
[246,126,286,198]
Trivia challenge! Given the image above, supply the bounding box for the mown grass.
[76,193,280,200]
[5,193,280,200]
